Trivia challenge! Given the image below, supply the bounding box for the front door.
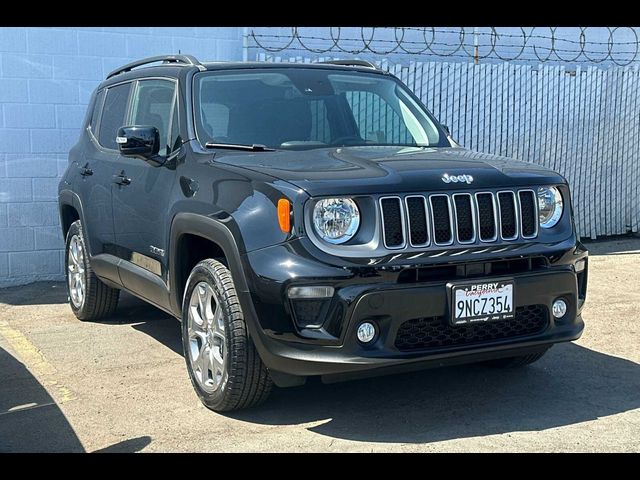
[76,83,132,263]
[110,78,179,306]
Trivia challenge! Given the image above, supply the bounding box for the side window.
[344,91,413,145]
[130,79,176,156]
[98,83,132,150]
[89,89,105,134]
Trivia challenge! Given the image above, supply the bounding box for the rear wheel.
[181,259,272,412]
[484,347,550,368]
[65,220,119,321]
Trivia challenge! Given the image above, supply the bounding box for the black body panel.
[58,59,588,385]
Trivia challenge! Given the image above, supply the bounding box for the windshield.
[193,68,447,150]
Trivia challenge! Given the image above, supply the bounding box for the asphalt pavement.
[1,237,639,452]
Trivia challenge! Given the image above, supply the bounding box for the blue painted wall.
[0,27,244,286]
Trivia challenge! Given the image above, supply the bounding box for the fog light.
[357,322,377,343]
[288,286,334,299]
[552,299,568,319]
[575,259,586,273]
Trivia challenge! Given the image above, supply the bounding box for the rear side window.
[98,83,132,150]
[89,90,105,134]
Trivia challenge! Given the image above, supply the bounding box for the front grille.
[519,190,537,238]
[453,194,474,243]
[380,197,405,248]
[476,193,497,241]
[498,192,517,239]
[406,196,429,246]
[381,189,538,251]
[395,304,549,351]
[430,195,453,245]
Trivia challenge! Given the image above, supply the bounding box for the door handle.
[112,172,131,186]
[79,163,93,177]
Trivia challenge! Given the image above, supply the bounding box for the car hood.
[214,146,565,196]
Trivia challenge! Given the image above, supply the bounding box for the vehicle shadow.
[0,281,69,306]
[583,236,640,255]
[92,436,152,453]
[0,346,84,452]
[228,343,640,444]
[113,293,183,356]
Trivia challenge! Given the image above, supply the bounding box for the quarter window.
[98,83,132,150]
[90,89,105,134]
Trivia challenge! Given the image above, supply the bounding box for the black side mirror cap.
[442,125,451,137]
[117,126,161,162]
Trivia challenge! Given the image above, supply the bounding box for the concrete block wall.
[0,27,244,287]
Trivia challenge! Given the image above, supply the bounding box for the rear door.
[110,78,179,306]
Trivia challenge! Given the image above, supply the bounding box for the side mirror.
[116,126,160,161]
[442,125,451,137]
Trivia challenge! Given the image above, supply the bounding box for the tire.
[65,220,120,321]
[181,259,273,412]
[484,347,550,368]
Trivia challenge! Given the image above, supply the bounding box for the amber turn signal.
[277,199,292,233]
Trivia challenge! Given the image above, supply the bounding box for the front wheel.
[181,259,273,412]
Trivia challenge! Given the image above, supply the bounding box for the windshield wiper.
[204,142,275,152]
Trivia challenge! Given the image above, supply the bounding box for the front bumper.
[238,239,588,383]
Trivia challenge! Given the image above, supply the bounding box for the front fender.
[169,212,249,311]
[168,211,287,351]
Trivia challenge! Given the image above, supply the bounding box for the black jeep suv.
[58,54,588,411]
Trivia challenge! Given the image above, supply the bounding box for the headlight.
[537,186,563,228]
[312,198,360,244]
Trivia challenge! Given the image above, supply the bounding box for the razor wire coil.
[247,27,640,66]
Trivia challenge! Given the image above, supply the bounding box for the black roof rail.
[106,54,204,79]
[317,59,379,70]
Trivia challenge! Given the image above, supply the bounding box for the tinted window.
[200,102,229,139]
[130,79,176,156]
[99,83,131,150]
[194,69,443,150]
[308,99,332,143]
[344,91,413,145]
[90,89,104,134]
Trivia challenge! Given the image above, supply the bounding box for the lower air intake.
[395,305,549,351]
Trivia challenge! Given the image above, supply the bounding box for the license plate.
[450,280,515,325]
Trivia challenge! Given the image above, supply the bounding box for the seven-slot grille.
[380,190,538,249]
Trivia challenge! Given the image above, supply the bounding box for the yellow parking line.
[0,321,76,404]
